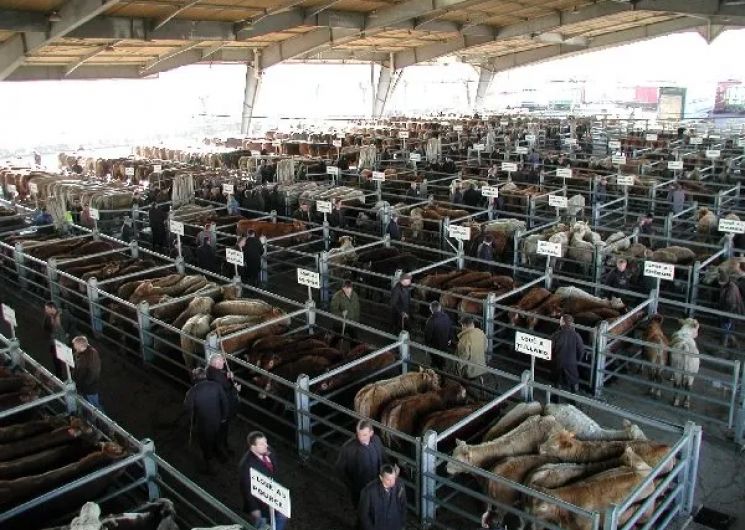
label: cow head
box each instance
[609,297,625,310]
[676,318,700,338]
[538,430,576,455]
[620,446,651,471]
[622,420,648,441]
[446,439,472,475]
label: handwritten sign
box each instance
[706,149,721,159]
[55,340,75,367]
[125,167,135,176]
[612,156,627,165]
[690,137,703,145]
[454,125,463,132]
[250,468,291,518]
[226,248,244,266]
[222,183,234,195]
[372,171,386,182]
[549,195,568,208]
[88,207,100,220]
[515,146,529,155]
[473,144,485,151]
[332,140,342,148]
[398,131,409,139]
[169,220,184,236]
[616,176,635,186]
[448,225,471,241]
[515,332,552,360]
[738,138,744,148]
[2,304,16,327]
[410,153,422,162]
[501,162,518,172]
[153,164,162,173]
[564,138,578,146]
[525,134,536,142]
[556,168,572,179]
[646,134,658,142]
[481,186,499,198]
[537,240,562,257]
[28,182,38,195]
[327,165,339,176]
[316,200,332,214]
[297,268,320,289]
[608,140,621,149]
[644,261,675,281]
[668,160,684,170]
[718,219,745,234]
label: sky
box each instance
[1,27,745,155]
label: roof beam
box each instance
[6,64,143,81]
[140,41,203,73]
[0,9,49,32]
[64,40,121,77]
[138,43,240,76]
[259,26,359,68]
[70,16,238,40]
[0,0,120,81]
[153,0,204,31]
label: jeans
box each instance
[255,512,287,530]
[84,394,102,410]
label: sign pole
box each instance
[531,355,535,382]
[270,507,276,530]
[176,234,182,259]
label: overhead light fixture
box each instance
[47,11,62,22]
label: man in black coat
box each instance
[206,354,240,455]
[604,258,632,291]
[551,314,585,393]
[385,213,401,241]
[196,237,218,273]
[329,199,346,229]
[336,420,385,509]
[149,204,167,252]
[424,301,452,370]
[239,431,288,530]
[184,367,229,473]
[239,230,265,286]
[463,183,482,208]
[390,273,413,333]
[358,464,406,530]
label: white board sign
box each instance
[372,171,386,182]
[515,331,552,361]
[398,131,409,139]
[612,156,627,165]
[2,304,16,327]
[525,134,536,142]
[646,134,658,142]
[549,195,568,208]
[481,185,499,198]
[410,153,422,162]
[537,240,562,257]
[316,200,332,214]
[125,167,135,176]
[169,220,184,236]
[223,183,234,195]
[153,164,162,173]
[556,168,572,179]
[608,140,622,149]
[332,139,342,148]
[336,132,345,139]
[88,207,100,220]
[250,468,291,518]
[454,125,463,132]
[327,165,340,176]
[28,182,38,195]
[272,140,282,147]
[297,267,320,289]
[448,225,471,241]
[515,146,529,155]
[473,144,485,151]
[706,149,721,159]
[226,248,244,266]
[616,175,635,186]
[738,138,745,148]
[718,218,745,234]
[54,340,75,367]
[501,162,518,172]
[564,138,578,146]
[668,160,684,170]
[644,260,675,281]
[690,137,703,145]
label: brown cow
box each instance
[508,287,551,326]
[236,219,311,242]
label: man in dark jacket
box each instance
[329,199,346,229]
[551,314,585,393]
[424,301,452,369]
[336,420,385,509]
[43,301,77,379]
[358,464,406,530]
[595,177,608,204]
[385,213,402,241]
[390,273,413,333]
[405,182,420,202]
[71,336,102,409]
[196,237,218,273]
[476,235,494,270]
[604,258,632,291]
[293,202,314,226]
[240,230,265,286]
[719,270,745,349]
[239,431,287,530]
[185,367,229,473]
[148,204,167,252]
[638,213,655,249]
[451,185,463,204]
[206,353,240,455]
[463,183,482,208]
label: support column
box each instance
[474,66,495,112]
[373,62,401,118]
[240,52,262,136]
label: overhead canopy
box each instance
[1,0,744,81]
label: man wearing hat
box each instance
[718,270,744,350]
[390,273,413,333]
[452,316,490,399]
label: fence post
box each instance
[129,239,139,259]
[14,242,27,289]
[442,217,450,251]
[682,422,702,515]
[648,184,656,215]
[381,203,391,238]
[174,256,185,274]
[141,439,161,500]
[270,210,277,223]
[86,277,103,337]
[593,247,603,296]
[648,288,659,316]
[715,191,722,216]
[306,299,316,333]
[725,234,734,259]
[735,362,745,446]
[544,267,552,289]
[319,251,330,307]
[688,262,701,317]
[64,379,78,415]
[603,505,618,530]
[399,331,410,374]
[456,239,465,270]
[594,321,609,398]
[484,293,496,358]
[205,333,220,363]
[323,220,330,252]
[48,257,60,305]
[7,338,22,368]
[383,234,391,248]
[664,213,673,247]
[137,301,154,363]
[420,430,438,526]
[295,374,312,458]
[260,240,268,286]
[521,370,533,402]
[513,228,523,269]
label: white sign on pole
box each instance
[706,149,721,159]
[316,200,332,214]
[515,332,552,360]
[297,268,320,289]
[327,166,340,176]
[226,248,244,266]
[501,162,518,172]
[537,240,562,257]
[250,468,291,518]
[2,304,16,327]
[500,120,509,126]
[644,261,675,281]
[336,132,345,139]
[564,138,578,146]
[28,182,38,195]
[612,156,627,165]
[668,160,684,170]
[448,225,471,241]
[646,133,658,142]
[549,195,568,208]
[332,140,342,148]
[525,134,536,142]
[454,125,463,132]
[616,175,635,186]
[54,340,75,367]
[223,183,234,195]
[272,140,282,147]
[410,153,422,162]
[125,167,135,176]
[718,218,745,234]
[481,186,499,198]
[398,131,409,139]
[473,144,485,151]
[169,220,185,236]
[515,146,528,155]
[738,138,745,148]
[153,164,162,173]
[608,140,622,149]
[556,168,573,178]
[372,171,386,182]
[690,137,703,145]
[88,207,100,220]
